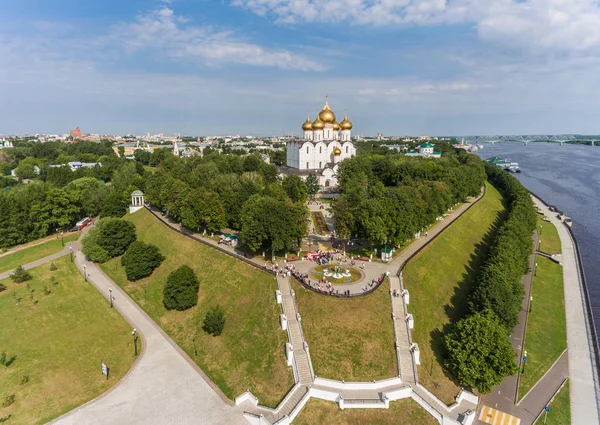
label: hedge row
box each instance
[469,164,537,330]
[443,164,537,393]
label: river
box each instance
[475,142,600,332]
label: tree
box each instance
[240,195,308,253]
[81,227,111,263]
[121,241,164,281]
[305,173,320,200]
[202,305,225,336]
[163,265,199,311]
[282,174,308,203]
[10,265,32,283]
[100,192,128,218]
[82,217,136,262]
[443,310,518,393]
[14,163,36,180]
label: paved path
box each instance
[0,241,80,280]
[50,251,247,425]
[532,196,600,425]
[0,232,79,258]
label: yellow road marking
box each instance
[479,405,521,425]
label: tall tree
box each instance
[444,310,518,393]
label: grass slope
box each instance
[534,380,570,425]
[101,208,293,407]
[538,217,562,254]
[0,234,79,274]
[519,256,566,399]
[291,278,397,381]
[293,398,438,425]
[0,256,135,425]
[403,182,505,404]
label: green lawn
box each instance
[291,278,397,381]
[535,380,570,425]
[403,182,505,404]
[101,208,293,407]
[518,256,566,400]
[538,217,562,254]
[293,398,437,425]
[0,256,136,425]
[0,234,79,274]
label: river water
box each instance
[475,142,600,332]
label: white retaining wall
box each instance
[313,376,403,391]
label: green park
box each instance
[0,256,136,424]
[100,208,294,407]
[0,136,580,425]
[403,182,505,403]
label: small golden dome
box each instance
[318,101,336,124]
[312,116,325,130]
[333,121,340,131]
[302,115,313,131]
[333,146,342,156]
[340,113,352,130]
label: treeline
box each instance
[0,160,147,248]
[444,163,537,393]
[143,152,310,253]
[331,150,485,246]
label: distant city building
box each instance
[0,138,13,149]
[405,142,442,159]
[281,98,356,188]
[70,127,82,140]
[49,161,103,171]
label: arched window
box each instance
[319,161,322,168]
[306,146,309,154]
[345,146,348,153]
[319,146,322,154]
[306,162,309,169]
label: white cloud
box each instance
[107,6,325,70]
[233,0,600,52]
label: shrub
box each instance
[0,283,6,293]
[10,265,32,283]
[202,306,226,336]
[82,218,137,263]
[19,375,29,385]
[49,263,57,271]
[444,310,518,393]
[163,265,199,311]
[1,394,15,408]
[121,241,164,281]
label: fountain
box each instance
[323,265,352,280]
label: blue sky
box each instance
[1,0,600,136]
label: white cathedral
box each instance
[283,99,356,188]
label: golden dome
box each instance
[340,113,352,130]
[302,115,313,131]
[333,146,342,156]
[333,121,340,131]
[312,115,325,130]
[318,101,336,124]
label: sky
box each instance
[1,0,600,136]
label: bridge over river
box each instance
[457,135,599,145]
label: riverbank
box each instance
[530,193,600,425]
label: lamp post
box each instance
[535,262,538,276]
[529,295,533,313]
[61,231,64,247]
[83,264,87,282]
[69,246,73,262]
[132,329,138,356]
[109,288,114,308]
